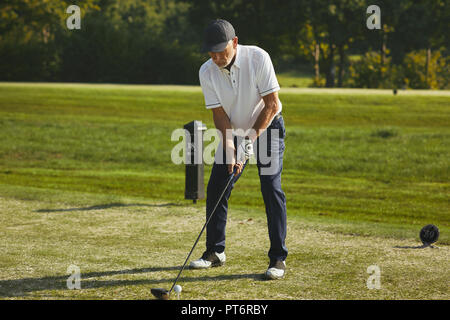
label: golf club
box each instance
[151,165,241,300]
[420,224,439,246]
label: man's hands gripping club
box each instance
[211,106,255,176]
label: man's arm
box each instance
[211,106,234,153]
[211,107,243,175]
[247,91,280,142]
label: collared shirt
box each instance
[199,44,282,137]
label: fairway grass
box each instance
[0,83,449,299]
[0,194,448,300]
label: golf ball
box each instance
[174,285,182,293]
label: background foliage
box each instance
[0,0,448,88]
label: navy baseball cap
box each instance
[201,19,236,53]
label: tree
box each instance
[391,0,448,88]
[187,0,308,66]
[297,0,365,87]
[0,0,100,42]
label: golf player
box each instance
[190,19,287,280]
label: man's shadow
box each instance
[0,266,263,298]
[35,202,181,213]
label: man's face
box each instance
[209,37,238,68]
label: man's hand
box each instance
[229,136,253,176]
[228,160,244,176]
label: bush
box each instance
[0,0,203,84]
[57,14,203,84]
[0,38,59,81]
[345,49,449,90]
[400,49,449,89]
[345,52,392,88]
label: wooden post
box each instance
[314,42,320,85]
[425,48,431,88]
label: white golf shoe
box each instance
[265,260,286,280]
[189,251,226,269]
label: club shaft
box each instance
[168,168,237,295]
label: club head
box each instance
[420,224,439,246]
[151,288,170,300]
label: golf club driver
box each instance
[394,224,440,249]
[151,140,253,300]
[420,224,439,247]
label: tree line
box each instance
[0,0,448,89]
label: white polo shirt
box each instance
[199,44,282,137]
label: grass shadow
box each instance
[35,202,182,213]
[0,266,263,298]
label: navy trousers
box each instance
[205,115,288,262]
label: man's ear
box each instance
[233,37,238,48]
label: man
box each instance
[190,19,287,280]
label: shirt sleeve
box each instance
[199,67,221,109]
[255,49,280,97]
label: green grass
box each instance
[0,82,449,299]
[277,70,313,88]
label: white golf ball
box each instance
[174,285,182,293]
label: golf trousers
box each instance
[205,115,288,262]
